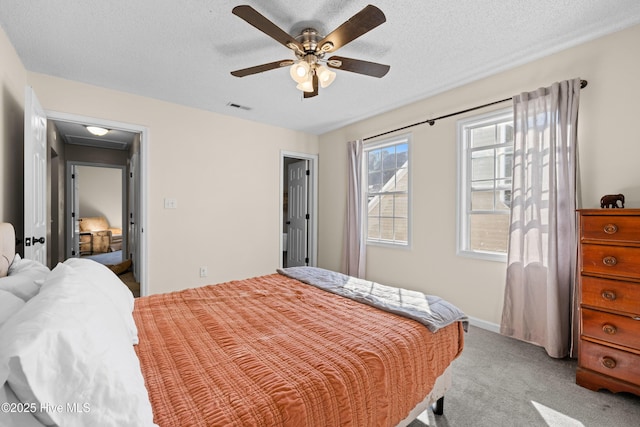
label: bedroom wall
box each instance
[0,25,27,234]
[317,24,640,329]
[25,73,319,294]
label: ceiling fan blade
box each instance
[304,74,319,98]
[318,5,386,53]
[232,5,304,52]
[231,60,294,77]
[327,56,390,78]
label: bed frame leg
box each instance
[431,396,444,416]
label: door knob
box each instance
[26,236,45,246]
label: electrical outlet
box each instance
[199,266,208,278]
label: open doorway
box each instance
[68,163,140,295]
[47,113,147,296]
[280,151,318,268]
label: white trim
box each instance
[468,315,501,334]
[46,110,150,296]
[280,150,318,267]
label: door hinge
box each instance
[305,257,309,264]
[305,213,310,220]
[71,173,75,179]
[306,170,310,176]
[71,212,75,218]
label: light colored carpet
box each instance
[409,326,640,426]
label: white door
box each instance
[24,87,48,264]
[287,160,309,267]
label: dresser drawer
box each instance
[581,308,640,350]
[581,244,640,279]
[579,340,640,385]
[581,215,640,244]
[581,276,640,314]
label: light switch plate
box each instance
[164,198,177,209]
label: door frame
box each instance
[46,110,150,297]
[280,150,318,268]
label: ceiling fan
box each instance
[230,4,390,98]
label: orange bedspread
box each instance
[133,273,464,427]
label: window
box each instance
[457,108,513,261]
[365,135,410,246]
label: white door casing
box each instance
[24,87,48,264]
[129,152,141,280]
[287,160,309,267]
[69,164,80,257]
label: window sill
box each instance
[456,249,507,262]
[367,240,410,250]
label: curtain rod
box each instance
[363,79,588,141]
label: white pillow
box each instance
[0,262,156,427]
[0,255,49,301]
[0,290,24,328]
[62,257,138,344]
[8,254,48,276]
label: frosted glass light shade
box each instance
[289,61,310,83]
[296,76,315,92]
[86,126,109,136]
[316,65,336,88]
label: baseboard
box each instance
[468,316,500,334]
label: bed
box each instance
[0,222,467,426]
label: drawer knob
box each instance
[602,324,617,335]
[601,356,617,369]
[602,256,617,266]
[601,290,617,301]
[603,223,618,234]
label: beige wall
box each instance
[0,25,27,230]
[26,73,319,294]
[0,25,319,294]
[318,24,640,328]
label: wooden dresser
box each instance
[577,209,640,396]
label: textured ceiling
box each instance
[2,1,640,135]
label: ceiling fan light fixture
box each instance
[289,61,310,83]
[316,65,336,88]
[296,76,315,93]
[86,126,109,136]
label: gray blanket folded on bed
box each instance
[277,267,469,333]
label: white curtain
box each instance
[343,139,366,278]
[500,79,581,358]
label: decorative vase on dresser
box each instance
[577,209,640,396]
